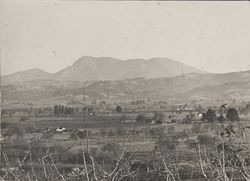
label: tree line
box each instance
[54,105,74,115]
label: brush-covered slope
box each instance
[2,71,250,105]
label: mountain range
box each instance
[2,56,203,84]
[1,56,250,105]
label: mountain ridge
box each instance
[2,56,204,84]
[1,68,52,84]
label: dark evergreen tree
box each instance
[54,105,59,115]
[205,108,217,122]
[226,108,240,122]
[64,106,68,114]
[115,106,122,113]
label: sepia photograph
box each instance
[1,1,250,180]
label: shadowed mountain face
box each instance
[2,70,250,105]
[2,56,204,83]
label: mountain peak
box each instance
[74,56,97,64]
[73,56,122,66]
[54,56,203,81]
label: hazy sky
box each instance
[1,1,250,75]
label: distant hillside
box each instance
[2,68,51,84]
[83,70,250,101]
[2,56,204,83]
[2,70,250,105]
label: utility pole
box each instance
[0,48,2,162]
[82,81,87,107]
[82,81,89,151]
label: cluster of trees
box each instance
[99,126,127,137]
[54,105,96,116]
[202,107,240,122]
[19,116,29,122]
[130,99,146,105]
[3,124,24,139]
[136,112,165,124]
[136,113,149,123]
[183,113,196,124]
[153,112,166,124]
[70,130,89,139]
[201,108,217,122]
[54,105,74,115]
